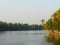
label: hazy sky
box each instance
[0,0,60,24]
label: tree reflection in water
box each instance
[45,34,60,45]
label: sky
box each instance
[0,0,60,24]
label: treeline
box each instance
[0,21,43,31]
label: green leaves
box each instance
[44,9,60,31]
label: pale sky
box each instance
[0,0,60,24]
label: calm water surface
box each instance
[0,30,53,45]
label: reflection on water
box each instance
[0,31,6,34]
[45,34,60,45]
[0,31,54,45]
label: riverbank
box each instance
[49,31,60,39]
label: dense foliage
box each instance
[44,9,60,31]
[0,21,43,31]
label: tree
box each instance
[41,19,45,25]
[41,19,45,30]
[44,9,60,32]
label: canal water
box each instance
[0,30,53,45]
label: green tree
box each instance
[44,9,60,32]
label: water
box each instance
[0,30,53,45]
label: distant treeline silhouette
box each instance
[0,21,43,31]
